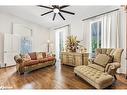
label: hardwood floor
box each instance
[0,62,127,89]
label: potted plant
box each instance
[66,35,80,52]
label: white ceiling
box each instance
[0,6,119,29]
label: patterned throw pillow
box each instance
[20,54,31,61]
[94,54,110,67]
[28,52,37,60]
[36,52,43,59]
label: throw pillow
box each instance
[28,52,37,60]
[94,54,110,67]
[42,52,46,58]
[20,54,31,61]
[36,52,43,59]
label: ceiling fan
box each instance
[37,5,75,21]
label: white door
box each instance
[4,34,20,67]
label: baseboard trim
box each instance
[0,64,16,69]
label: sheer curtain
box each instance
[101,11,120,48]
[84,11,120,50]
[83,20,91,52]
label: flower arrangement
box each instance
[65,35,80,52]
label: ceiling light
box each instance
[53,8,59,13]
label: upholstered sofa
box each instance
[74,48,123,89]
[14,52,56,74]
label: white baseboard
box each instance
[0,63,6,68]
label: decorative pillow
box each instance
[94,54,110,67]
[20,54,31,61]
[36,52,43,59]
[42,52,46,58]
[28,52,37,60]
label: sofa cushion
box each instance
[39,58,49,63]
[47,57,55,61]
[23,60,39,66]
[38,57,55,63]
[36,52,43,59]
[28,52,37,60]
[94,54,110,67]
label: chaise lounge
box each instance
[74,48,123,89]
[14,52,56,74]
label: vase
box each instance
[69,47,76,52]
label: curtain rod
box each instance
[82,8,119,21]
[54,25,69,30]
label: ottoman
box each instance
[74,65,113,89]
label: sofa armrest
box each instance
[105,62,121,76]
[14,55,23,64]
[106,62,121,69]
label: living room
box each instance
[0,0,127,94]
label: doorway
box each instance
[55,26,69,61]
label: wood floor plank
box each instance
[0,62,127,89]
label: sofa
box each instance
[14,52,56,74]
[74,48,123,89]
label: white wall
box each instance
[0,12,49,67]
[70,19,84,41]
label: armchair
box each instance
[89,48,123,79]
[74,48,123,89]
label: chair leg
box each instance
[126,75,127,79]
[114,75,117,80]
[75,73,77,76]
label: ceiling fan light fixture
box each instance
[53,8,59,13]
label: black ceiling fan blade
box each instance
[58,13,65,20]
[60,5,69,9]
[52,5,56,8]
[37,5,53,9]
[53,13,56,21]
[52,5,58,8]
[60,10,75,15]
[41,11,53,16]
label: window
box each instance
[90,20,102,53]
